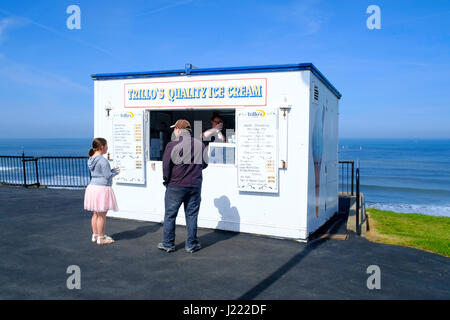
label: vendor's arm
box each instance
[202,128,226,142]
[202,128,217,140]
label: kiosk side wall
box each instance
[306,73,339,236]
[93,71,313,239]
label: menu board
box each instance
[237,108,278,193]
[112,112,145,184]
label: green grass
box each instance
[366,208,450,257]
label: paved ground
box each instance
[0,185,448,299]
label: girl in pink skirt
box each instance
[84,138,120,245]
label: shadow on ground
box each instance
[111,224,161,241]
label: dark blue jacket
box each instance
[162,132,208,188]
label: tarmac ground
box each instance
[0,185,448,299]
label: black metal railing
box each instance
[356,167,360,235]
[338,160,354,195]
[0,155,90,188]
[339,160,363,235]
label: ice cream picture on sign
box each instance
[312,105,325,217]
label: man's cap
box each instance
[170,119,191,130]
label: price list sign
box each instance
[237,108,278,193]
[112,112,145,184]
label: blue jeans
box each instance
[162,185,202,250]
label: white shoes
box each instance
[96,234,115,245]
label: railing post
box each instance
[35,157,40,187]
[351,161,354,196]
[22,149,27,188]
[356,168,360,235]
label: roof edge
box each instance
[91,63,341,99]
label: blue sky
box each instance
[0,0,449,138]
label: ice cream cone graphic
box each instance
[312,106,325,217]
[314,163,321,216]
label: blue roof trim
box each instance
[91,63,341,99]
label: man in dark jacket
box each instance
[158,119,208,253]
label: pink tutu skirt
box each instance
[84,185,118,212]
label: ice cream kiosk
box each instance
[91,63,341,241]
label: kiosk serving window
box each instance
[147,109,236,164]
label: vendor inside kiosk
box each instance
[148,109,236,164]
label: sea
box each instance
[339,139,450,217]
[0,138,449,217]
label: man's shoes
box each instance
[186,244,201,253]
[158,242,175,253]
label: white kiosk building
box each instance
[91,63,341,241]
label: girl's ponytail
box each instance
[88,148,95,157]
